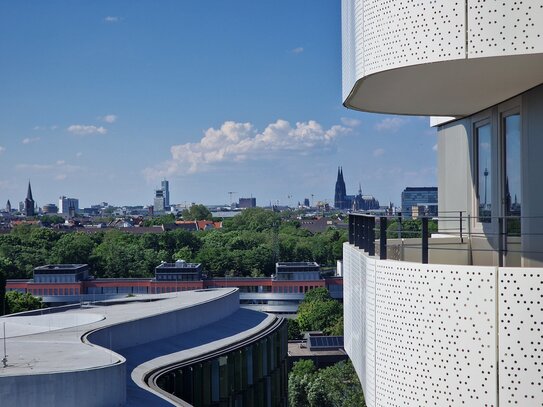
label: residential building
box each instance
[342,1,543,405]
[400,186,438,218]
[0,288,288,407]
[58,196,79,215]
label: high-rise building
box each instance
[341,1,543,405]
[161,179,170,208]
[5,200,11,213]
[58,196,79,215]
[154,188,165,213]
[24,181,35,217]
[400,187,438,218]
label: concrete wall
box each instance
[0,363,125,407]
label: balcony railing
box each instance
[348,212,539,267]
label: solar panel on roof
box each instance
[307,336,344,350]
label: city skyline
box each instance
[0,1,437,208]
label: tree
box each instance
[5,291,42,314]
[288,360,365,407]
[181,204,212,221]
[296,287,343,335]
[287,318,302,340]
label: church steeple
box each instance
[24,181,35,217]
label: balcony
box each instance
[343,212,543,406]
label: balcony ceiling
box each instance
[344,54,543,117]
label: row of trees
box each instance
[0,208,347,280]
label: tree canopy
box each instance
[289,360,365,407]
[4,291,42,314]
[181,204,212,221]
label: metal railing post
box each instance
[422,217,429,264]
[348,214,355,244]
[368,216,375,256]
[498,216,504,267]
[380,216,388,260]
[459,211,463,243]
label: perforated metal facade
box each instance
[344,243,543,406]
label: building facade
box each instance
[342,0,543,406]
[238,197,257,209]
[58,196,79,215]
[400,187,438,218]
[0,288,287,407]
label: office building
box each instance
[342,1,543,405]
[58,196,79,215]
[0,288,287,406]
[238,197,256,209]
[42,203,58,214]
[155,260,202,281]
[400,187,438,218]
[153,188,165,213]
[161,179,170,208]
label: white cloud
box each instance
[291,47,304,54]
[0,146,5,154]
[143,119,350,180]
[67,125,107,135]
[100,114,117,123]
[374,117,408,132]
[76,152,83,158]
[340,117,361,127]
[373,148,385,157]
[22,137,41,144]
[104,16,120,23]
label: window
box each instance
[503,113,521,236]
[476,122,492,223]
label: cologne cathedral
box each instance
[334,167,379,211]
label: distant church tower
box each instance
[24,181,35,217]
[334,167,347,209]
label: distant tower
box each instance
[334,167,347,209]
[161,179,170,208]
[24,181,35,217]
[5,200,11,213]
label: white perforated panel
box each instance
[468,0,543,57]
[375,261,497,406]
[362,0,466,75]
[499,267,543,405]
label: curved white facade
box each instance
[342,0,543,115]
[344,243,543,406]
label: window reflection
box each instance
[504,114,521,236]
[477,123,492,223]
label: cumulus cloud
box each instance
[104,16,120,23]
[67,125,107,135]
[291,47,304,54]
[22,137,40,144]
[340,117,361,127]
[100,114,117,123]
[143,119,350,180]
[374,117,408,132]
[373,148,385,157]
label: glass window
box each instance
[504,114,521,236]
[476,123,492,223]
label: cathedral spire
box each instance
[26,181,33,201]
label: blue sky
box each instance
[0,1,436,209]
